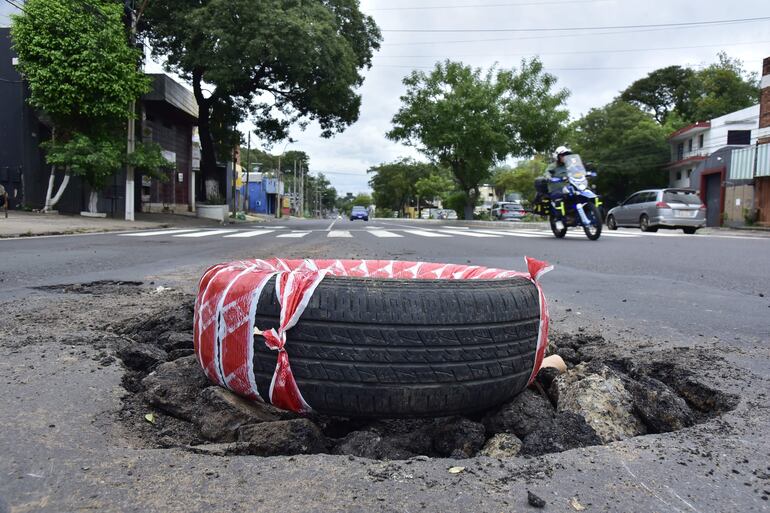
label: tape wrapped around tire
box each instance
[253,275,541,418]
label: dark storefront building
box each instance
[1,26,198,216]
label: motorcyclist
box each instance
[545,146,572,195]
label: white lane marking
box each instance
[401,229,452,238]
[174,229,238,238]
[120,229,199,237]
[277,231,311,238]
[327,230,353,238]
[368,230,404,238]
[222,230,275,238]
[474,229,549,238]
[326,219,338,231]
[435,229,501,238]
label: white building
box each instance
[667,105,760,188]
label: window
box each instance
[663,190,702,205]
[688,139,693,152]
[727,130,751,145]
[676,142,684,160]
[676,171,682,181]
[687,169,692,178]
[699,134,704,148]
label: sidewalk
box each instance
[0,211,267,238]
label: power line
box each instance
[1,0,28,15]
[380,15,770,33]
[376,39,770,59]
[380,19,770,46]
[369,0,609,11]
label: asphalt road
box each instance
[2,217,770,512]
[2,217,768,345]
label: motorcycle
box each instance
[533,154,603,240]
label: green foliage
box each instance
[493,158,547,204]
[444,191,474,216]
[352,193,373,207]
[126,142,175,180]
[415,172,454,203]
[368,158,437,213]
[142,0,381,182]
[620,66,697,124]
[567,101,669,207]
[620,53,759,125]
[689,53,759,121]
[41,133,123,189]
[11,0,149,129]
[388,59,569,219]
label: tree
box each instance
[493,158,547,204]
[620,54,759,125]
[620,66,697,124]
[567,101,669,207]
[141,0,381,198]
[388,59,569,219]
[690,52,759,122]
[11,0,165,212]
[368,158,435,214]
[352,193,373,207]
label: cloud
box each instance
[152,0,770,193]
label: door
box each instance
[704,173,721,227]
[615,193,638,225]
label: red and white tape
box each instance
[194,257,552,413]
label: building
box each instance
[726,57,770,227]
[666,105,760,189]
[138,74,199,214]
[0,23,199,215]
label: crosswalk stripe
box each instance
[120,229,199,237]
[277,231,311,238]
[174,229,238,238]
[474,229,548,238]
[328,230,353,238]
[368,230,403,238]
[401,229,452,238]
[435,229,501,238]
[222,230,275,238]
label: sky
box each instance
[3,0,769,195]
[259,0,770,195]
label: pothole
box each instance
[109,299,739,460]
[34,280,144,295]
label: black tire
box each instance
[549,214,567,238]
[682,227,697,234]
[583,203,602,240]
[607,214,617,230]
[640,214,658,232]
[253,276,541,418]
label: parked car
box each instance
[350,205,369,221]
[420,208,440,219]
[606,188,705,234]
[491,201,526,221]
[437,209,458,220]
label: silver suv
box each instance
[606,189,706,234]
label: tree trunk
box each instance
[44,166,71,212]
[192,68,220,200]
[463,198,474,220]
[88,190,98,214]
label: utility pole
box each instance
[244,132,250,212]
[293,159,297,216]
[124,0,149,221]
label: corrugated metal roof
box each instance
[730,146,755,180]
[758,144,770,178]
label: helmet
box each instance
[553,145,571,160]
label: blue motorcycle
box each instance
[534,154,603,240]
